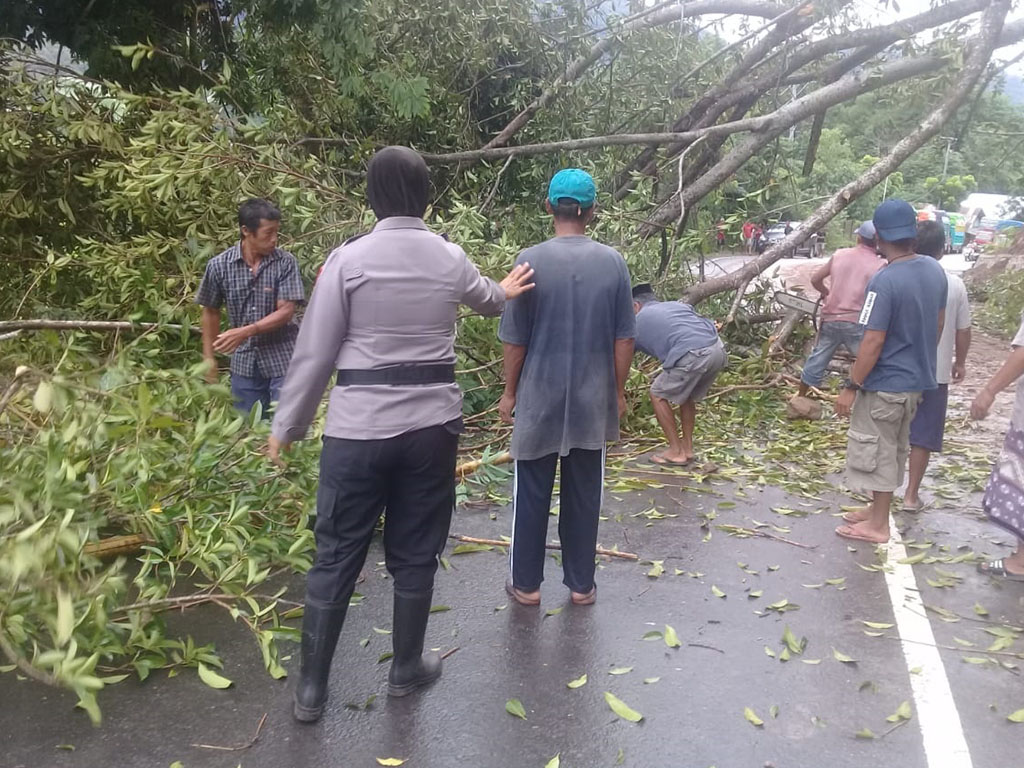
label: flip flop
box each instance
[505,580,541,606]
[650,454,695,467]
[977,559,1024,582]
[570,585,597,606]
[835,524,889,544]
[901,499,925,513]
[842,511,870,524]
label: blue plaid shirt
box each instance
[195,243,306,379]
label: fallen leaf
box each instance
[711,585,726,598]
[544,755,560,768]
[451,543,492,554]
[376,759,406,766]
[604,691,643,722]
[642,630,663,640]
[1008,709,1024,723]
[197,662,232,690]
[567,674,587,689]
[608,666,633,675]
[860,621,894,630]
[643,677,660,684]
[647,560,665,578]
[429,605,450,613]
[886,701,912,722]
[748,590,763,599]
[545,607,563,618]
[770,704,780,719]
[974,603,989,616]
[664,624,682,649]
[832,648,857,664]
[506,699,527,720]
[854,728,877,740]
[744,707,764,727]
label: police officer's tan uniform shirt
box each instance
[271,217,505,442]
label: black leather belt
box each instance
[336,363,456,386]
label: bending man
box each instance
[632,284,726,466]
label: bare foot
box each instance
[841,506,871,523]
[835,521,890,544]
[651,448,695,465]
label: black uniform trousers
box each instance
[510,448,604,594]
[306,424,459,607]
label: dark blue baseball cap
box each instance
[872,199,918,242]
[548,169,596,208]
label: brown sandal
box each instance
[570,586,597,605]
[505,580,541,606]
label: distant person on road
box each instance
[716,219,727,250]
[632,284,726,466]
[797,221,882,397]
[834,200,947,544]
[742,220,755,254]
[268,147,534,722]
[902,220,972,512]
[499,168,636,607]
[970,316,1024,582]
[195,198,305,415]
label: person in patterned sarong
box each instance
[970,317,1024,581]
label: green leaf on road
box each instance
[197,662,232,689]
[647,560,665,578]
[832,648,857,664]
[567,674,587,689]
[854,728,877,740]
[711,585,726,598]
[744,707,764,727]
[544,755,560,768]
[1008,709,1024,723]
[643,677,660,684]
[664,625,682,648]
[886,701,912,722]
[506,699,527,720]
[860,621,895,629]
[376,759,407,766]
[604,691,643,722]
[642,630,663,640]
[608,666,633,675]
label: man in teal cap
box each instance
[498,168,636,606]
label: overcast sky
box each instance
[707,0,1024,76]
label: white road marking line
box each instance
[882,515,973,768]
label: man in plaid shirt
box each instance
[195,198,305,415]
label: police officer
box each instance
[268,146,535,723]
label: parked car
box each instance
[762,221,822,258]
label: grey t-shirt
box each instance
[498,235,636,461]
[635,300,719,369]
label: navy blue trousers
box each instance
[306,425,458,606]
[510,448,604,594]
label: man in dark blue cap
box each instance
[499,168,636,607]
[834,199,947,544]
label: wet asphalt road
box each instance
[3,439,1022,768]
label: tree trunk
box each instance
[680,0,1011,306]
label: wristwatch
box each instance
[843,378,861,391]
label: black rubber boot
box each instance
[387,589,442,697]
[293,599,347,723]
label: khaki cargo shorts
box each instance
[845,390,922,493]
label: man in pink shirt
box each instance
[797,221,883,397]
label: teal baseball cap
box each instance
[548,168,596,208]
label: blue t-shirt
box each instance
[859,256,948,392]
[635,300,719,368]
[498,235,636,460]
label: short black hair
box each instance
[551,197,593,221]
[916,220,945,259]
[238,198,281,233]
[632,283,658,305]
[880,236,917,251]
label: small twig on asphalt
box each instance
[716,524,817,550]
[191,712,268,751]
[687,642,725,654]
[441,647,460,661]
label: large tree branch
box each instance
[611,0,990,199]
[479,0,789,150]
[680,0,1011,306]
